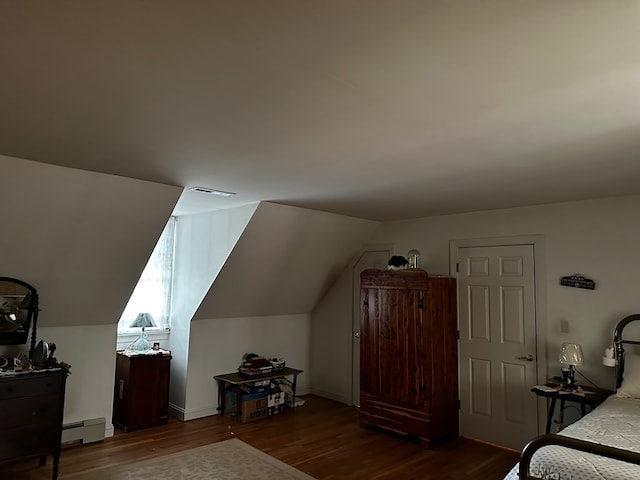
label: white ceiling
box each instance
[1,1,640,221]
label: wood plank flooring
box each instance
[4,395,519,479]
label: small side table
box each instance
[214,367,303,420]
[532,385,613,434]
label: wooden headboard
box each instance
[613,314,640,389]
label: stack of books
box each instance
[239,355,273,375]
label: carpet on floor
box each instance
[67,438,316,479]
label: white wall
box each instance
[169,204,258,413]
[169,202,376,418]
[310,264,353,405]
[182,314,311,420]
[196,202,379,319]
[40,325,118,436]
[0,325,119,437]
[312,195,640,403]
[0,154,182,329]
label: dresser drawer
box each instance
[0,394,61,429]
[0,374,63,399]
[0,423,59,459]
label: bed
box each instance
[505,314,640,480]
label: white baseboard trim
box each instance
[61,417,106,444]
[168,403,187,421]
[183,407,220,421]
[170,403,220,421]
[296,384,311,396]
[310,388,351,405]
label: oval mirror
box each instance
[0,277,39,356]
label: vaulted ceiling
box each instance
[1,1,639,221]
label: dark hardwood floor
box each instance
[4,395,519,479]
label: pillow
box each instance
[617,354,640,398]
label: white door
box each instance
[351,249,390,406]
[458,244,538,450]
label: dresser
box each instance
[359,269,458,448]
[0,368,69,480]
[112,350,172,432]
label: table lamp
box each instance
[559,342,583,387]
[130,313,155,352]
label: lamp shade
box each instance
[559,342,584,366]
[130,312,156,328]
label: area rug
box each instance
[69,438,316,479]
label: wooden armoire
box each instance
[359,268,458,448]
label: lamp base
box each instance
[561,366,577,387]
[131,328,151,353]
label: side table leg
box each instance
[217,380,226,415]
[545,397,557,434]
[291,374,298,407]
[235,385,241,422]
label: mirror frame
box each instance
[0,276,39,358]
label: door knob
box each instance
[353,331,361,338]
[516,354,534,362]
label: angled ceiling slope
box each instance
[0,155,182,328]
[193,202,379,320]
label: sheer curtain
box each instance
[118,217,176,333]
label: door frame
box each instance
[450,235,548,437]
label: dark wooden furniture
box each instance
[112,350,171,432]
[0,368,69,480]
[532,385,613,434]
[214,366,303,418]
[359,269,458,448]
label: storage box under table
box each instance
[214,366,303,422]
[239,379,270,395]
[224,390,269,423]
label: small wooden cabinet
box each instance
[112,351,171,432]
[0,369,69,480]
[359,269,458,448]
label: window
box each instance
[117,217,176,334]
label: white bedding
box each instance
[504,395,640,480]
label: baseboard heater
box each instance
[62,417,106,444]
